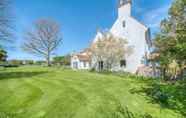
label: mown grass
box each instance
[0,66,184,118]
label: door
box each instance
[73,62,78,69]
[98,61,104,71]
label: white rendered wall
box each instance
[91,3,151,73]
[79,61,90,70]
[71,56,91,70]
[71,56,79,69]
[110,15,149,73]
[118,3,131,18]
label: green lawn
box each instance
[0,66,184,118]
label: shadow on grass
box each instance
[115,105,153,118]
[0,71,48,80]
[94,71,156,80]
[130,79,186,117]
[97,103,154,118]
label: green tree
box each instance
[53,55,71,66]
[8,60,23,65]
[154,0,186,79]
[0,49,7,62]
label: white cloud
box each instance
[142,4,171,29]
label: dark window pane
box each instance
[99,61,104,70]
[123,21,126,28]
[120,60,126,67]
[84,62,86,67]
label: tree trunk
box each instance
[162,67,166,80]
[46,52,51,67]
[152,62,156,77]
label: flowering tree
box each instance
[90,32,132,71]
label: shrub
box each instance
[52,55,71,66]
[153,90,169,105]
[23,60,34,65]
[89,68,96,72]
[8,60,23,66]
[34,61,46,65]
[147,84,170,106]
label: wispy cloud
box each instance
[142,4,171,29]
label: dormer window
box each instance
[123,21,126,28]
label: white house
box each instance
[71,0,152,73]
[71,49,91,70]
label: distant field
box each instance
[0,66,183,118]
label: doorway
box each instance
[98,61,104,71]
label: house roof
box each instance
[72,49,92,62]
[76,54,91,62]
[147,53,160,60]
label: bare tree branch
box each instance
[0,0,13,42]
[22,19,63,66]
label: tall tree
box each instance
[0,0,12,42]
[22,19,62,66]
[154,0,186,79]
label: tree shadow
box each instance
[130,79,186,117]
[0,71,48,80]
[114,104,153,118]
[97,102,154,118]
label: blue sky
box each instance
[8,0,173,60]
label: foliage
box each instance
[153,0,186,80]
[22,19,63,66]
[52,55,70,66]
[8,59,23,66]
[0,49,7,62]
[90,31,132,71]
[145,84,170,106]
[34,60,46,65]
[22,60,34,65]
[134,79,186,117]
